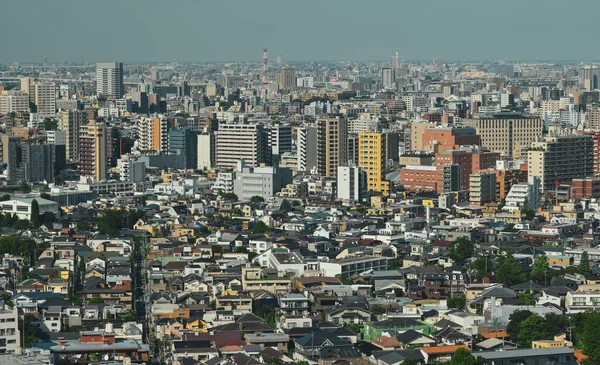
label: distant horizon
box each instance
[5,59,600,65]
[3,0,600,63]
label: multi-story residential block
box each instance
[297,126,317,173]
[215,123,269,168]
[316,117,347,178]
[137,116,167,153]
[58,110,86,161]
[463,113,544,158]
[469,172,497,205]
[96,62,124,98]
[528,134,594,192]
[337,165,367,202]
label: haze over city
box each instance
[4,0,600,62]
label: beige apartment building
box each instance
[316,117,347,178]
[463,113,543,158]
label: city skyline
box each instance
[4,0,600,63]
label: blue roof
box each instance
[12,292,62,300]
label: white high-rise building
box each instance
[382,68,395,90]
[503,176,541,212]
[337,165,367,202]
[197,133,214,170]
[296,126,317,173]
[96,62,124,98]
[215,123,269,169]
[58,110,86,161]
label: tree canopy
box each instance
[494,250,526,286]
[449,237,474,264]
[251,221,269,234]
[531,254,550,284]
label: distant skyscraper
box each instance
[277,66,297,90]
[579,66,600,91]
[390,50,399,70]
[381,68,395,90]
[96,62,124,98]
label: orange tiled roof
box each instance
[372,336,403,348]
[575,349,588,363]
[480,331,509,339]
[421,345,469,354]
[220,345,243,352]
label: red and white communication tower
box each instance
[261,47,269,86]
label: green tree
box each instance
[77,222,91,231]
[531,254,550,284]
[495,250,526,286]
[252,221,269,234]
[30,199,40,227]
[517,315,549,347]
[580,251,592,277]
[19,314,41,347]
[211,245,223,256]
[449,237,474,264]
[89,295,105,304]
[54,175,65,186]
[281,199,292,212]
[448,348,484,365]
[40,192,51,200]
[250,195,265,203]
[119,309,135,322]
[0,194,9,201]
[263,357,283,365]
[507,310,534,340]
[471,256,491,281]
[43,118,58,131]
[19,181,31,193]
[577,312,600,362]
[400,360,419,365]
[448,296,466,309]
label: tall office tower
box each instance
[0,91,29,115]
[137,116,167,153]
[96,62,124,98]
[78,123,107,181]
[358,132,392,195]
[337,165,367,202]
[297,126,317,173]
[215,123,269,169]
[463,113,543,158]
[528,135,594,193]
[316,117,347,179]
[381,68,395,90]
[268,125,293,156]
[58,110,86,161]
[1,136,54,183]
[168,128,198,169]
[347,134,359,166]
[23,80,56,117]
[45,130,67,173]
[197,132,215,170]
[25,143,55,183]
[579,66,600,91]
[277,66,297,90]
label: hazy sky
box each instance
[2,0,600,63]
